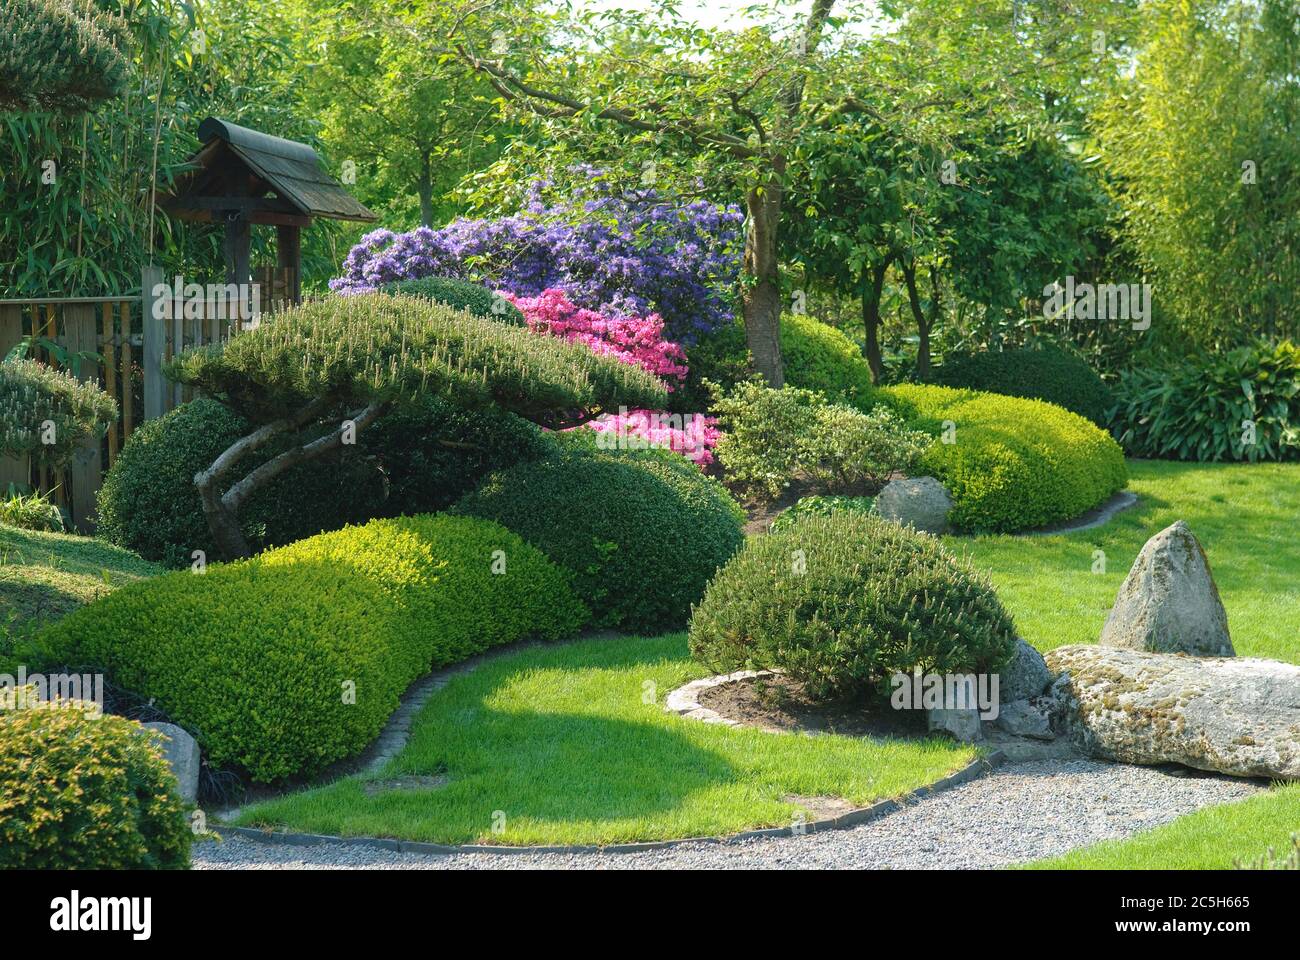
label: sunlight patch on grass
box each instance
[236,633,977,846]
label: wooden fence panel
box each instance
[0,303,31,493]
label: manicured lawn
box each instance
[954,461,1300,663]
[1025,783,1300,869]
[0,523,157,636]
[235,632,978,845]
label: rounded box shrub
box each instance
[0,692,191,869]
[453,450,746,631]
[932,345,1113,427]
[886,384,1128,533]
[96,398,383,568]
[381,276,525,325]
[42,515,586,782]
[689,511,1017,701]
[678,313,885,412]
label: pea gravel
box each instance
[193,759,1264,870]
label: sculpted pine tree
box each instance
[0,0,128,113]
[166,294,666,559]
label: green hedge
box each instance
[678,313,884,411]
[0,692,191,869]
[689,511,1017,701]
[381,276,525,325]
[1110,341,1300,461]
[932,345,1113,427]
[453,450,746,631]
[41,515,586,782]
[886,384,1128,532]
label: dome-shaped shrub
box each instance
[0,692,191,869]
[96,398,383,567]
[932,345,1113,426]
[42,515,584,782]
[453,451,746,631]
[689,511,1017,701]
[380,276,524,324]
[885,384,1128,533]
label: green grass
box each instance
[236,632,978,845]
[1025,784,1300,869]
[0,522,157,628]
[953,460,1300,663]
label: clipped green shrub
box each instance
[42,515,585,781]
[96,398,383,568]
[689,511,1017,701]
[769,495,875,533]
[709,379,927,502]
[381,276,525,325]
[887,383,1128,533]
[166,293,666,425]
[0,358,117,471]
[933,345,1113,426]
[453,450,746,631]
[1110,341,1300,461]
[362,394,557,515]
[676,313,883,412]
[0,691,191,869]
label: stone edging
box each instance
[1023,490,1138,536]
[663,669,781,729]
[211,751,1002,857]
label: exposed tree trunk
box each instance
[417,150,435,227]
[194,398,389,560]
[861,255,892,384]
[743,164,786,387]
[901,259,939,380]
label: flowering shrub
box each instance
[332,173,743,342]
[504,289,688,386]
[577,408,721,467]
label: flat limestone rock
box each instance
[1045,644,1299,780]
[1099,520,1234,656]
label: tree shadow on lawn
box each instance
[264,709,757,845]
[0,576,94,626]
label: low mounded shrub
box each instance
[453,450,746,631]
[381,276,524,324]
[0,691,191,869]
[41,515,586,781]
[689,511,1017,701]
[96,398,383,568]
[1110,341,1300,461]
[932,345,1113,427]
[886,384,1129,533]
[709,379,928,502]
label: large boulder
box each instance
[999,638,1053,703]
[1045,644,1300,780]
[1099,520,1234,656]
[874,476,952,535]
[141,722,200,804]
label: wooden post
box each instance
[63,303,102,533]
[276,224,302,304]
[142,264,166,421]
[101,302,118,464]
[0,304,29,492]
[120,300,134,440]
[224,212,251,287]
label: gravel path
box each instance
[193,759,1264,870]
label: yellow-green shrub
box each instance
[0,692,191,869]
[40,515,586,782]
[886,384,1128,532]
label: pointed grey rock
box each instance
[1099,520,1234,656]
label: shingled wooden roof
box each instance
[162,117,377,224]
